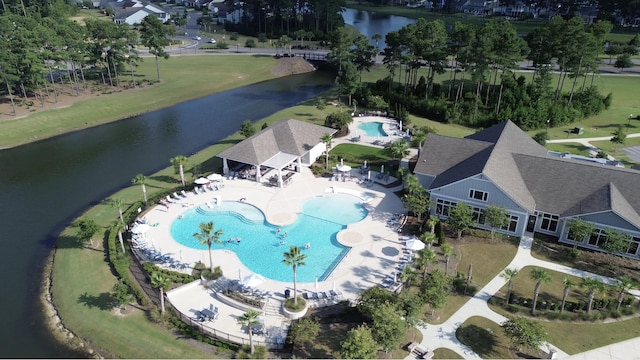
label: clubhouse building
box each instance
[414,121,640,259]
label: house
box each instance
[103,0,170,25]
[217,119,336,187]
[413,121,640,259]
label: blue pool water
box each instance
[358,122,388,137]
[170,193,368,282]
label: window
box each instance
[627,237,640,255]
[501,215,519,233]
[472,206,486,225]
[588,229,608,247]
[469,189,488,202]
[539,213,559,232]
[436,199,457,217]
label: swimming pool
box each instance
[357,122,388,137]
[170,193,368,282]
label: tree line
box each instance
[326,17,620,131]
[0,6,175,114]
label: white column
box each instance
[222,158,229,175]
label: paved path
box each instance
[405,234,640,359]
[547,133,640,159]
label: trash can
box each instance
[284,289,290,299]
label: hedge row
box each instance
[105,188,185,306]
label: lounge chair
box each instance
[206,201,214,209]
[173,192,183,200]
[166,195,177,203]
[180,190,189,198]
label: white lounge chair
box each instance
[194,187,202,194]
[180,190,189,198]
[166,195,177,203]
[206,202,214,209]
[172,192,182,201]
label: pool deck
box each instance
[141,160,407,347]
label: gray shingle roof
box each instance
[514,154,640,227]
[217,119,336,166]
[415,120,640,228]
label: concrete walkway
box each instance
[547,133,640,158]
[406,233,640,359]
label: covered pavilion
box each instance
[217,119,337,187]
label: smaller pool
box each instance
[358,122,388,137]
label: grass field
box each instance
[456,316,513,359]
[0,55,279,148]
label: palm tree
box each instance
[501,268,519,306]
[581,277,606,314]
[560,277,574,313]
[192,221,224,271]
[399,265,417,288]
[426,216,439,234]
[441,243,454,275]
[415,248,436,278]
[384,139,410,168]
[150,272,171,314]
[420,232,436,249]
[282,245,307,305]
[170,155,188,187]
[112,219,126,253]
[321,133,333,171]
[237,309,261,355]
[131,173,148,204]
[108,197,125,224]
[615,276,635,311]
[530,268,552,315]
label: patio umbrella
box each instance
[332,280,336,292]
[131,223,150,234]
[405,239,425,251]
[367,170,371,180]
[363,160,367,168]
[380,164,384,174]
[340,158,344,166]
[194,177,210,184]
[337,164,351,172]
[207,173,223,181]
[243,273,264,288]
[315,278,318,290]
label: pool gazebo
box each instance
[217,119,337,188]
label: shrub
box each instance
[284,296,306,311]
[202,266,223,280]
[192,261,206,278]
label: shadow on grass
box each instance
[150,175,179,184]
[78,291,117,311]
[56,234,86,249]
[456,324,498,358]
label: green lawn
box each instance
[544,318,640,354]
[456,316,513,359]
[427,237,518,325]
[0,55,279,148]
[433,347,464,359]
[53,230,217,358]
[494,265,610,306]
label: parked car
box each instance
[207,38,216,44]
[192,36,201,41]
